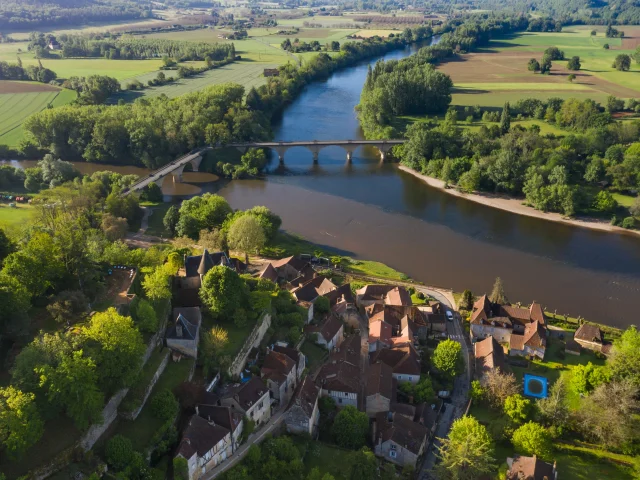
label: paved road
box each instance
[418,302,471,480]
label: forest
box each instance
[0,0,152,30]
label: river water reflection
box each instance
[5,40,640,328]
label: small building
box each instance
[175,414,236,480]
[291,276,337,303]
[366,304,428,340]
[509,321,546,360]
[374,411,429,469]
[221,377,271,427]
[307,314,344,351]
[183,249,233,289]
[507,454,557,480]
[366,361,395,417]
[48,40,60,50]
[272,345,306,381]
[271,256,313,283]
[573,323,606,353]
[413,402,438,439]
[370,344,421,384]
[316,337,360,408]
[324,283,359,328]
[166,307,201,359]
[474,336,505,378]
[261,349,298,406]
[195,404,243,454]
[258,262,279,284]
[369,318,393,353]
[356,285,412,308]
[263,68,279,77]
[284,376,320,436]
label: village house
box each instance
[258,263,279,284]
[373,411,429,469]
[261,349,298,406]
[175,414,237,480]
[412,403,438,439]
[474,336,506,379]
[506,455,558,480]
[470,295,548,358]
[324,283,359,327]
[356,285,412,308]
[272,345,306,381]
[183,249,234,288]
[221,377,271,427]
[270,256,314,283]
[366,304,429,341]
[370,344,421,384]
[573,323,609,354]
[369,318,393,353]
[306,314,344,351]
[166,307,201,360]
[195,404,243,454]
[316,335,361,408]
[284,376,321,436]
[291,275,337,303]
[366,361,395,417]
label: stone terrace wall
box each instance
[228,312,271,377]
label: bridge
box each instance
[122,139,405,196]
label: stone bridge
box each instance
[122,139,405,196]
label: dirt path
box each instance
[398,165,640,238]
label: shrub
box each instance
[150,389,179,422]
[105,435,134,471]
[173,457,189,480]
[622,217,636,229]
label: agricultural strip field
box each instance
[113,62,279,102]
[437,26,640,111]
[0,82,77,147]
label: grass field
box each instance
[0,203,33,228]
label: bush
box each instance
[105,435,134,471]
[174,457,189,480]
[416,291,425,300]
[134,298,158,333]
[622,217,636,229]
[314,295,330,314]
[150,389,179,422]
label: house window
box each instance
[389,450,397,458]
[390,444,396,450]
[338,398,342,404]
[398,375,403,380]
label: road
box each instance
[417,293,471,480]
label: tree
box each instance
[101,214,128,241]
[612,54,631,71]
[37,350,104,429]
[436,416,495,480]
[570,362,610,395]
[177,193,232,238]
[142,265,171,302]
[199,228,227,252]
[484,369,519,407]
[307,467,335,480]
[83,308,145,390]
[314,295,330,314]
[630,197,640,217]
[537,374,569,430]
[511,422,553,460]
[527,58,540,72]
[349,448,378,480]
[151,389,179,422]
[140,182,163,203]
[567,56,581,70]
[227,214,266,264]
[331,405,369,449]
[461,289,474,310]
[174,457,189,480]
[200,265,249,319]
[608,326,640,386]
[489,276,507,304]
[245,206,281,241]
[133,298,158,333]
[0,273,32,338]
[503,394,533,424]
[0,386,44,457]
[0,228,13,265]
[567,73,576,83]
[163,205,180,235]
[106,435,134,471]
[202,326,229,376]
[540,57,552,74]
[432,339,463,378]
[46,290,88,326]
[470,380,484,402]
[593,190,618,213]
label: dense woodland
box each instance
[0,0,152,30]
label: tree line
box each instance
[0,60,56,84]
[0,0,151,30]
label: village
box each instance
[160,248,613,480]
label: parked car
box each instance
[438,390,451,399]
[446,311,454,321]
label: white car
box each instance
[446,311,454,321]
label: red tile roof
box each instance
[367,361,394,399]
[375,412,428,455]
[474,336,505,373]
[507,455,556,480]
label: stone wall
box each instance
[228,312,272,377]
[122,350,171,421]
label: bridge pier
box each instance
[273,146,288,165]
[342,144,356,164]
[377,144,394,163]
[308,144,322,164]
[189,155,203,172]
[171,165,185,183]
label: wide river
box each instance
[7,41,640,328]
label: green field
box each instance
[451,90,612,108]
[0,203,33,228]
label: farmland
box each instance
[0,83,76,147]
[436,25,640,111]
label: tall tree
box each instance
[0,386,44,457]
[500,102,511,134]
[437,416,495,480]
[200,265,249,319]
[489,277,507,304]
[484,369,519,407]
[331,405,369,449]
[141,265,171,302]
[608,326,640,386]
[0,228,14,265]
[511,422,553,460]
[227,214,266,264]
[432,339,463,379]
[503,394,533,424]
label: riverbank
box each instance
[398,165,640,238]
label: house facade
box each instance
[166,307,201,359]
[366,362,394,417]
[356,285,412,308]
[371,344,421,384]
[324,284,360,328]
[374,412,428,469]
[284,376,320,436]
[316,335,361,408]
[307,314,344,351]
[261,350,298,406]
[474,336,506,379]
[221,377,272,427]
[573,323,607,353]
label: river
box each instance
[6,40,640,328]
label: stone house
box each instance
[166,307,201,360]
[356,285,412,308]
[573,323,607,353]
[272,345,306,381]
[183,249,234,289]
[370,344,421,384]
[373,412,428,469]
[366,361,395,417]
[474,336,505,379]
[284,376,320,436]
[316,335,361,408]
[509,321,547,360]
[221,377,271,427]
[324,283,359,328]
[369,318,393,353]
[175,414,237,480]
[261,349,298,406]
[271,256,313,283]
[291,276,337,303]
[195,404,243,454]
[507,455,557,480]
[307,314,344,351]
[258,263,279,284]
[366,303,428,341]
